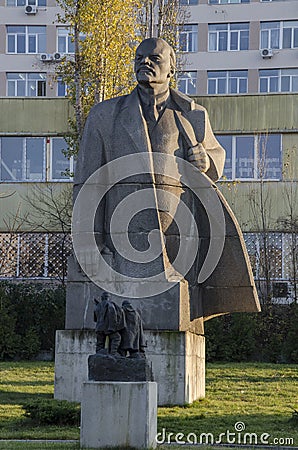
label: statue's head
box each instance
[134,38,176,89]
[122,300,134,311]
[101,291,111,301]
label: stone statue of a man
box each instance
[120,300,146,358]
[94,292,126,355]
[75,38,260,329]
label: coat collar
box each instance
[118,87,195,153]
[120,86,194,115]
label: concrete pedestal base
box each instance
[80,381,157,449]
[55,329,205,405]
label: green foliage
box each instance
[22,399,80,426]
[0,286,21,359]
[290,407,298,425]
[56,0,142,156]
[0,282,65,361]
[205,303,298,363]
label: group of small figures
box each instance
[94,292,146,358]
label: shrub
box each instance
[22,399,80,426]
[205,303,298,363]
[0,281,65,361]
[0,285,21,359]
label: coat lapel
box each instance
[119,88,151,155]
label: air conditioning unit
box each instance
[272,282,288,298]
[39,53,53,62]
[25,5,37,14]
[260,48,273,59]
[52,52,62,62]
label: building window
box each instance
[283,21,298,49]
[0,233,72,280]
[51,138,73,180]
[7,0,46,5]
[259,69,298,93]
[0,137,72,182]
[208,70,248,94]
[209,0,249,3]
[7,73,46,96]
[217,134,282,180]
[57,79,68,97]
[178,71,197,95]
[0,137,45,181]
[208,23,249,51]
[260,21,298,49]
[179,0,198,4]
[7,26,46,54]
[179,25,198,52]
[57,27,75,54]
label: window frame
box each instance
[209,0,249,3]
[57,27,75,54]
[207,70,248,94]
[7,72,47,97]
[179,24,198,53]
[259,68,298,93]
[0,137,73,182]
[178,71,197,95]
[260,21,298,50]
[49,137,74,182]
[6,25,46,54]
[7,0,46,5]
[0,137,46,182]
[217,133,282,181]
[179,0,198,4]
[208,22,249,52]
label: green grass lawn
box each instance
[0,361,297,448]
[159,363,298,446]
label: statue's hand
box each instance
[187,144,210,173]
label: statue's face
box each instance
[135,39,173,87]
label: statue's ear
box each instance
[94,298,99,305]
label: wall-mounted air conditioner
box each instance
[52,52,62,62]
[39,53,53,62]
[260,48,273,59]
[25,5,37,14]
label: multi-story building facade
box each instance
[0,0,297,303]
[177,0,298,96]
[0,0,72,98]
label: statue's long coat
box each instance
[94,299,126,334]
[120,303,146,352]
[75,88,260,321]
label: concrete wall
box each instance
[219,181,298,232]
[0,97,72,134]
[195,94,298,133]
[0,182,72,232]
[54,329,205,406]
[0,94,296,135]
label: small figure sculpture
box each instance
[94,292,126,355]
[120,300,146,358]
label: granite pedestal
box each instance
[80,381,157,449]
[54,329,205,405]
